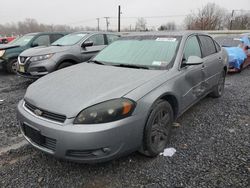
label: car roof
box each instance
[123,31,208,37]
[25,32,69,36]
[71,31,120,35]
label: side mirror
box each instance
[81,41,93,48]
[184,56,203,66]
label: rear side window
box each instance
[50,34,64,43]
[183,35,202,61]
[199,35,217,57]
[214,41,221,52]
[106,34,119,44]
[33,35,50,46]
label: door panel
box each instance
[179,35,206,110]
[199,35,222,89]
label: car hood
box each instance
[20,45,71,56]
[0,44,20,50]
[24,63,165,118]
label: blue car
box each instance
[215,35,250,72]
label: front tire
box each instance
[6,58,18,74]
[210,71,226,98]
[140,100,174,157]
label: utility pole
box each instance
[96,18,100,31]
[118,5,121,32]
[104,17,110,31]
[230,10,235,30]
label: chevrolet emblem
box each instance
[34,109,43,116]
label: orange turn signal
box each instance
[122,102,133,115]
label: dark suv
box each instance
[17,31,120,78]
[0,32,68,73]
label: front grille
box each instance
[22,123,57,152]
[19,56,29,64]
[24,101,66,123]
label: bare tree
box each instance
[135,18,147,31]
[158,22,176,31]
[0,18,96,36]
[184,3,226,30]
[226,12,250,30]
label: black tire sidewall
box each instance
[143,100,174,157]
[6,58,18,74]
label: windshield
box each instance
[9,35,34,46]
[93,37,180,68]
[52,33,87,46]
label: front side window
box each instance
[86,34,105,46]
[32,35,50,46]
[199,35,217,57]
[52,33,87,46]
[106,34,119,44]
[94,37,181,68]
[9,35,34,46]
[183,36,202,61]
[50,34,64,43]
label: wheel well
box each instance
[60,59,77,65]
[57,59,77,69]
[160,94,178,119]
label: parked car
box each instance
[0,36,16,44]
[0,32,68,73]
[214,35,250,72]
[17,31,120,78]
[17,31,228,163]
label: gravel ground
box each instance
[0,67,249,188]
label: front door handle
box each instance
[201,64,206,70]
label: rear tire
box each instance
[6,58,18,74]
[139,100,174,157]
[210,71,226,98]
[57,62,73,70]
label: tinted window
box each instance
[106,34,119,44]
[199,35,217,57]
[183,36,201,61]
[214,41,221,52]
[50,34,64,43]
[33,35,50,46]
[87,34,105,46]
[52,33,87,46]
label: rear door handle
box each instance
[218,57,222,62]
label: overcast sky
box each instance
[0,0,249,30]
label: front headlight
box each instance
[0,50,5,57]
[30,54,53,62]
[74,98,136,124]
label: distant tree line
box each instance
[0,18,96,36]
[184,3,250,30]
[1,3,249,36]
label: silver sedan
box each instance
[17,31,228,163]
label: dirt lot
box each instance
[0,67,249,188]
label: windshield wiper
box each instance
[88,60,106,65]
[113,64,149,69]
